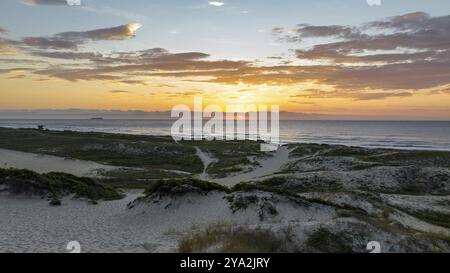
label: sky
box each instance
[0,0,450,120]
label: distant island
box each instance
[90,117,104,120]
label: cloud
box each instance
[34,67,124,81]
[58,23,142,41]
[246,12,450,91]
[30,51,102,60]
[0,57,45,64]
[8,74,27,79]
[272,27,284,34]
[32,47,249,81]
[119,80,148,86]
[0,38,18,54]
[21,37,80,50]
[108,48,211,65]
[109,90,131,94]
[22,0,69,5]
[292,89,413,101]
[440,88,450,94]
[29,48,450,93]
[353,92,412,101]
[21,24,142,50]
[324,61,450,90]
[279,12,450,65]
[0,29,18,53]
[0,68,34,74]
[287,25,360,41]
[366,12,431,30]
[208,1,224,7]
[5,12,450,98]
[167,90,203,97]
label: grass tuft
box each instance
[0,168,124,201]
[178,222,294,253]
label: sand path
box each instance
[195,147,217,181]
[202,146,293,186]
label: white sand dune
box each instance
[2,144,449,253]
[0,191,149,253]
[0,190,335,253]
[0,148,118,177]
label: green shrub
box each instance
[0,168,123,201]
[144,178,229,196]
[305,227,354,253]
[226,194,259,213]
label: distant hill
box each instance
[0,109,444,121]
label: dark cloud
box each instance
[97,48,211,65]
[0,41,13,53]
[0,37,17,54]
[285,12,450,65]
[57,24,141,41]
[7,74,27,79]
[353,92,412,101]
[34,67,124,81]
[109,90,130,94]
[23,0,70,6]
[289,25,360,41]
[31,51,102,60]
[0,27,7,33]
[155,83,177,88]
[21,36,79,50]
[296,46,436,64]
[324,61,450,90]
[118,79,148,86]
[21,24,141,50]
[366,12,431,30]
[32,48,249,81]
[267,56,283,60]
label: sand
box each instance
[1,142,449,253]
[195,147,217,181]
[0,189,336,253]
[0,149,119,177]
[0,191,151,253]
[211,146,293,186]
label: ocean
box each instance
[0,119,449,151]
